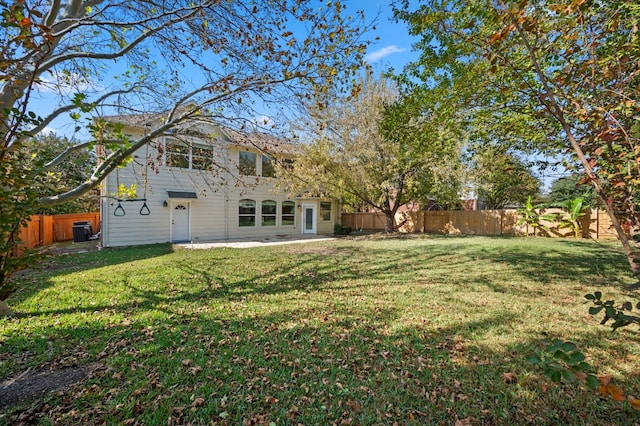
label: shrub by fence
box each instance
[341,209,618,239]
[14,212,100,255]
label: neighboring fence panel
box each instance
[342,209,620,240]
[13,212,101,255]
[13,215,42,256]
[341,212,387,231]
[500,210,522,236]
[41,215,54,246]
[51,212,100,242]
[420,210,503,235]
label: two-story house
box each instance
[99,114,338,247]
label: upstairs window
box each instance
[166,139,189,169]
[239,151,256,175]
[261,200,277,226]
[239,199,256,227]
[191,144,213,170]
[262,155,276,178]
[320,202,332,221]
[166,138,213,170]
[281,201,295,226]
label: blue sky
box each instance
[361,0,420,71]
[35,1,419,138]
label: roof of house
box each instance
[221,127,298,155]
[101,112,298,155]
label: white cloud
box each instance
[253,115,274,129]
[35,71,102,95]
[365,45,406,63]
[38,126,57,135]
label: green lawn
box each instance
[1,234,639,425]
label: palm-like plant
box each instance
[517,196,543,236]
[558,197,586,238]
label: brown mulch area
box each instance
[0,362,102,410]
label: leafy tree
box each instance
[278,74,463,232]
[23,133,98,214]
[0,1,371,315]
[471,146,540,209]
[393,0,640,279]
[548,175,597,209]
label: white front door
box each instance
[171,203,190,242]
[302,204,316,234]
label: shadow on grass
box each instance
[2,235,639,423]
[7,243,175,314]
[1,301,638,424]
[10,236,633,319]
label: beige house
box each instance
[100,115,337,247]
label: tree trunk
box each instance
[507,11,640,280]
[384,212,396,233]
[0,300,13,317]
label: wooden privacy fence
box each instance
[14,212,100,254]
[341,209,619,240]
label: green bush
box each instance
[333,223,352,235]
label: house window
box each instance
[281,201,295,226]
[191,144,213,170]
[239,151,256,175]
[239,199,256,227]
[166,139,189,169]
[261,200,277,226]
[166,138,213,170]
[262,155,276,178]
[320,202,332,221]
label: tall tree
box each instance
[393,0,640,279]
[23,133,98,214]
[278,74,463,232]
[471,146,540,209]
[548,174,597,209]
[0,0,370,315]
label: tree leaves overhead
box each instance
[393,0,640,276]
[0,0,372,308]
[471,147,540,209]
[1,1,371,184]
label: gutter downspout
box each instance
[224,138,229,240]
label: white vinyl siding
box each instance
[102,125,338,246]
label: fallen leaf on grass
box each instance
[629,397,640,411]
[191,397,205,407]
[599,384,625,402]
[598,375,612,386]
[455,417,472,426]
[346,399,361,411]
[264,396,279,404]
[574,371,587,382]
[502,372,517,384]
